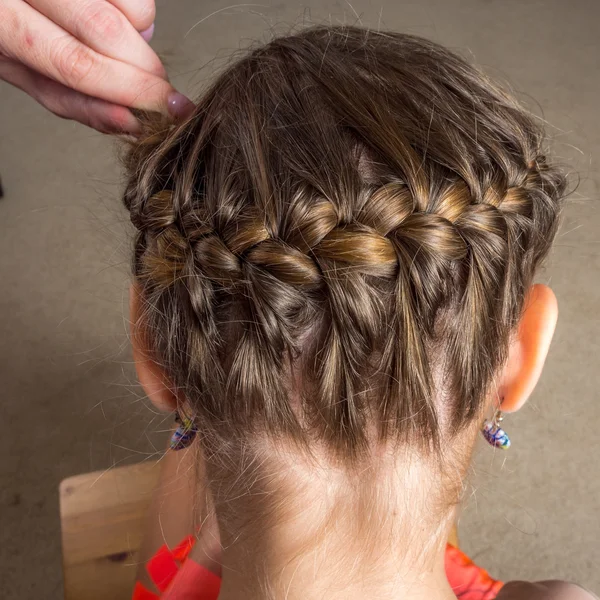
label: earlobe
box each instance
[498,284,558,413]
[130,284,178,413]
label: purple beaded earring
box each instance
[482,409,511,450]
[169,412,198,451]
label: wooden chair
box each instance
[59,461,161,600]
[59,462,459,600]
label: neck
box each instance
[208,443,464,600]
[218,560,455,600]
[216,534,456,600]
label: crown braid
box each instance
[124,26,567,454]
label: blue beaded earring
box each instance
[482,409,511,449]
[170,411,198,451]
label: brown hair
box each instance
[124,26,567,457]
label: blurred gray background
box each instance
[1,1,598,598]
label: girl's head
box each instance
[125,25,566,594]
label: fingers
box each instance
[140,23,154,42]
[0,0,193,118]
[0,54,141,134]
[106,0,155,32]
[24,0,165,77]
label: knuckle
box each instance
[0,6,25,59]
[41,91,71,120]
[87,113,111,133]
[78,98,109,132]
[48,104,70,121]
[77,96,110,132]
[81,3,125,44]
[54,39,97,87]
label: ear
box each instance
[497,284,558,413]
[130,284,178,413]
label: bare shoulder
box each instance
[497,580,599,600]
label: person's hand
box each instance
[0,0,194,134]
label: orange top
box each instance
[133,538,503,600]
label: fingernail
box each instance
[140,23,155,42]
[168,92,195,120]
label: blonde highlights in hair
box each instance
[124,26,567,458]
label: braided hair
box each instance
[123,26,567,456]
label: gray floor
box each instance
[1,1,599,598]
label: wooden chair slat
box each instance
[60,461,160,600]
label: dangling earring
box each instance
[169,411,198,451]
[482,409,511,449]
